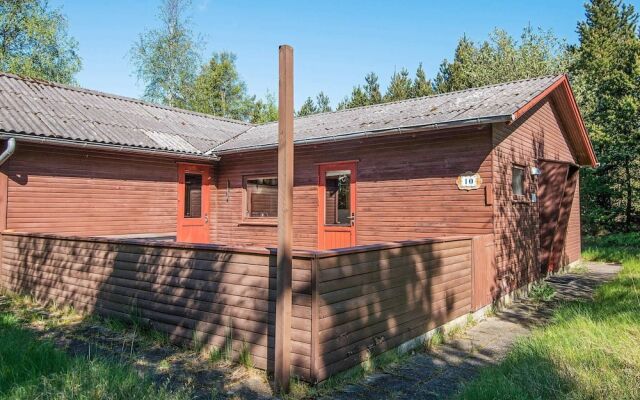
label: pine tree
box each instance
[385,68,412,101]
[411,63,434,97]
[363,72,382,104]
[434,29,568,93]
[343,86,369,108]
[434,35,475,92]
[571,0,640,232]
[316,91,331,113]
[338,73,381,109]
[336,96,350,111]
[297,96,317,116]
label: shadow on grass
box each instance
[456,237,640,400]
[0,312,189,400]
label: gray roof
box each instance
[0,72,564,157]
[0,72,251,156]
[213,75,563,153]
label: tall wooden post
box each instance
[275,44,293,393]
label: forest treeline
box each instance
[0,0,638,233]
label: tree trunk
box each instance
[625,157,632,232]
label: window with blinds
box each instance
[245,177,278,218]
[184,174,202,218]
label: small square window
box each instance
[244,177,278,218]
[512,165,525,196]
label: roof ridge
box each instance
[208,124,255,153]
[0,71,255,127]
[288,74,564,122]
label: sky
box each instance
[51,0,639,109]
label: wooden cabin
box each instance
[0,72,596,296]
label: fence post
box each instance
[310,254,319,383]
[275,44,294,393]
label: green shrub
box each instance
[528,281,555,302]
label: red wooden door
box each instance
[318,162,357,250]
[177,163,211,243]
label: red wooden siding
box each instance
[212,126,494,250]
[2,144,179,237]
[538,162,572,270]
[0,232,313,380]
[491,98,581,294]
[563,174,581,263]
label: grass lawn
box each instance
[456,232,640,400]
[0,311,189,399]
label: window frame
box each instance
[323,170,353,226]
[183,173,203,219]
[511,164,527,201]
[242,175,278,223]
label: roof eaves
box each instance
[510,74,565,121]
[1,131,220,161]
[509,74,598,167]
[560,77,598,167]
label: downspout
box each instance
[0,138,15,233]
[0,138,15,166]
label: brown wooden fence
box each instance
[0,232,313,379]
[312,237,474,380]
[0,232,494,383]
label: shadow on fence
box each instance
[0,231,487,384]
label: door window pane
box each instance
[246,177,278,218]
[325,170,351,225]
[184,174,202,218]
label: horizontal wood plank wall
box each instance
[2,144,180,237]
[491,98,579,295]
[213,126,493,250]
[312,237,473,381]
[563,173,581,264]
[0,232,313,380]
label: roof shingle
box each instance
[213,75,563,152]
[0,72,563,156]
[0,72,251,155]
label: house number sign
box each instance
[456,172,482,191]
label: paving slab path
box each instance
[321,261,621,400]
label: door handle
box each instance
[204,214,209,223]
[348,212,356,226]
